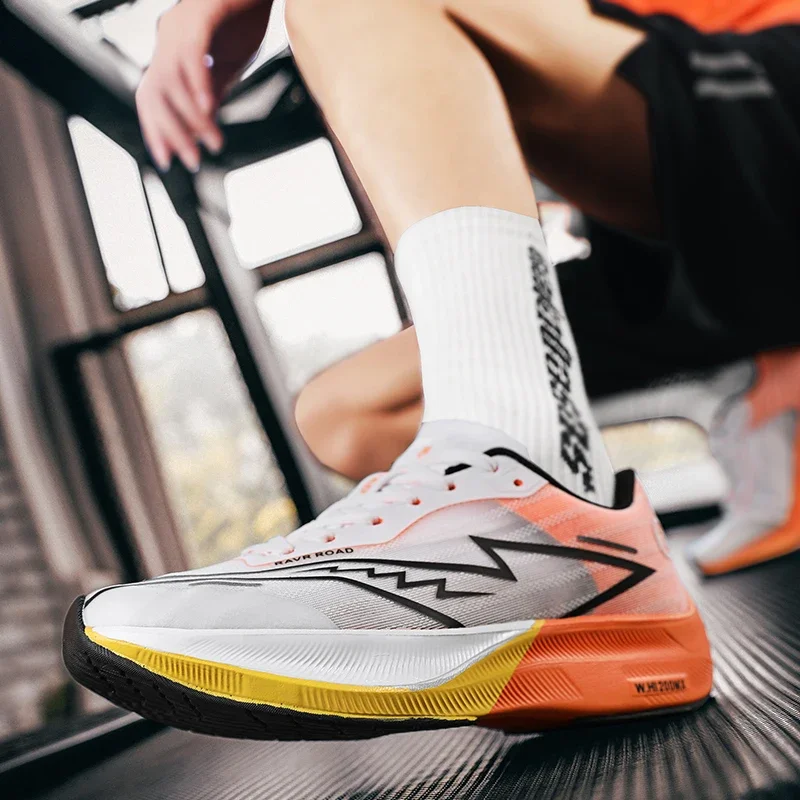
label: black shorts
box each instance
[564,6,800,397]
[557,224,748,400]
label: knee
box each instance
[320,422,375,482]
[294,379,334,462]
[294,382,369,480]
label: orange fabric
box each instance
[482,607,712,729]
[605,0,800,33]
[747,348,800,428]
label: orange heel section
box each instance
[479,606,713,732]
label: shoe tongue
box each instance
[413,420,530,459]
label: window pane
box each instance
[126,311,298,567]
[69,117,168,309]
[226,139,361,267]
[257,254,401,393]
[143,173,205,293]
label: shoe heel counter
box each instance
[593,480,693,617]
[505,480,693,617]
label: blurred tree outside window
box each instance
[126,312,298,567]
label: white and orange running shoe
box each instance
[63,421,712,740]
[692,349,800,576]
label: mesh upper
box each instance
[88,484,693,632]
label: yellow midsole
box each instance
[86,621,544,720]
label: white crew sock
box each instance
[395,206,615,505]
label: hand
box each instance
[136,0,273,172]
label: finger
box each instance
[151,92,201,172]
[182,48,216,117]
[173,63,224,153]
[141,117,172,172]
[137,88,172,171]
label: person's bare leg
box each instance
[287,0,628,503]
[295,328,423,480]
[286,0,652,243]
[289,0,656,488]
[286,0,539,246]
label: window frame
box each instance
[1,2,409,781]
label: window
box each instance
[69,118,206,307]
[8,0,391,771]
[142,172,205,293]
[69,117,169,309]
[68,118,206,308]
[602,419,726,513]
[226,139,361,267]
[126,311,298,567]
[82,0,175,68]
[257,254,402,394]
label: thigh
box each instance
[441,0,659,236]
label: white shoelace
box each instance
[241,446,500,558]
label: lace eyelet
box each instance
[513,479,524,487]
[410,498,421,506]
[322,535,335,544]
[372,517,384,526]
[447,483,456,491]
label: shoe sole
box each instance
[63,597,713,741]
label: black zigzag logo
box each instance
[127,536,655,629]
[295,536,654,621]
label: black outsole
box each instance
[62,598,469,741]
